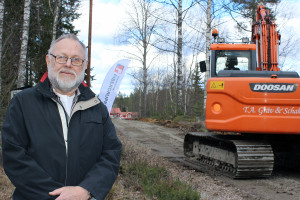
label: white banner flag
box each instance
[98,59,130,113]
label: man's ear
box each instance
[84,60,88,70]
[46,54,50,70]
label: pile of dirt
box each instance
[143,118,204,133]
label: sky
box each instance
[74,0,133,95]
[73,0,300,96]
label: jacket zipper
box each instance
[56,102,69,186]
[57,100,78,186]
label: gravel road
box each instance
[113,118,300,200]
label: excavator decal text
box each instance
[243,106,300,115]
[249,83,297,93]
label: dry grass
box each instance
[0,132,14,200]
[105,131,153,200]
[0,166,14,200]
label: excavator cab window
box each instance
[214,50,252,76]
[225,56,239,70]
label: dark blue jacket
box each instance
[2,73,122,200]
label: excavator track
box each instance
[184,132,274,179]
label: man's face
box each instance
[46,38,87,95]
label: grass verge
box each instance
[124,161,200,200]
[107,131,201,200]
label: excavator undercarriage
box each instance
[184,132,274,178]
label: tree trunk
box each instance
[0,0,5,94]
[173,57,176,115]
[151,84,154,114]
[155,88,159,114]
[155,69,160,114]
[52,0,61,41]
[142,1,149,117]
[168,64,175,115]
[17,0,32,88]
[177,0,183,113]
[139,87,142,118]
[142,47,147,117]
[203,0,212,122]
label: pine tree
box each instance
[192,63,204,118]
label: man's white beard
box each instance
[48,61,85,93]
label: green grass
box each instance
[121,151,201,200]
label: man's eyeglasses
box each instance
[50,54,85,66]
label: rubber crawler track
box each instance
[184,132,274,179]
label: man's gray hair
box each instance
[48,34,87,58]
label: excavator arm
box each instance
[252,5,281,71]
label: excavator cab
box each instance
[210,43,257,77]
[199,37,257,77]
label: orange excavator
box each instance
[184,5,300,178]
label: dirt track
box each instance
[113,118,300,200]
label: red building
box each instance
[110,108,121,118]
[120,112,139,120]
[110,108,138,120]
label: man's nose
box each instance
[65,58,72,67]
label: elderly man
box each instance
[2,34,122,200]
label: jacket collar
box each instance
[36,72,96,101]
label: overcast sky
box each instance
[74,0,132,95]
[74,0,300,95]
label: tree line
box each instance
[0,0,81,119]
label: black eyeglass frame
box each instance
[50,53,85,66]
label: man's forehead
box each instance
[53,39,83,50]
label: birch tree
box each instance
[17,0,32,88]
[174,0,183,113]
[152,0,196,115]
[0,0,4,95]
[119,0,162,117]
[51,0,61,41]
[203,0,212,122]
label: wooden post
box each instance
[86,0,93,87]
